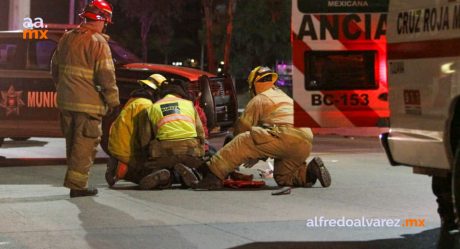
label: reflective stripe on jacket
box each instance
[234,87,312,138]
[108,97,153,164]
[149,94,198,141]
[51,22,119,115]
[259,88,294,125]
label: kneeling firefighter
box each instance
[139,79,206,190]
[194,66,332,190]
[105,74,166,186]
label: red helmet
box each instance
[79,0,113,23]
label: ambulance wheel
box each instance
[101,106,122,155]
[10,137,30,141]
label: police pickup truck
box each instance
[0,26,238,152]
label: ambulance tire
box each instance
[101,106,122,155]
[10,137,30,141]
[453,145,460,228]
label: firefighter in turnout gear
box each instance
[432,175,460,249]
[139,79,206,190]
[51,0,119,198]
[194,66,332,190]
[105,74,166,187]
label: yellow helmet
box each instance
[138,74,167,90]
[247,66,278,95]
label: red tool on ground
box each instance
[223,179,266,189]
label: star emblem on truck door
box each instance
[0,85,25,116]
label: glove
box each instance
[242,158,259,168]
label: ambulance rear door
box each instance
[292,0,389,128]
[384,0,460,170]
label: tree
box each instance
[202,0,217,73]
[223,0,236,74]
[119,0,185,62]
[201,0,237,74]
[230,0,291,78]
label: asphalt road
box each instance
[0,134,444,249]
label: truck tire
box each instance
[199,75,216,130]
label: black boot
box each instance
[139,169,171,190]
[438,228,459,249]
[307,157,331,187]
[174,163,199,188]
[105,157,118,187]
[70,187,98,198]
[432,175,459,249]
[193,164,223,190]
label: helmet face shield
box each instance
[258,74,273,83]
[247,66,278,95]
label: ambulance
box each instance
[382,0,460,183]
[291,0,389,128]
[381,0,460,226]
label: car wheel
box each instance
[199,75,216,130]
[101,106,122,155]
[10,137,30,141]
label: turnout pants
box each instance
[209,126,314,187]
[110,153,148,184]
[432,175,457,231]
[60,110,102,190]
[128,138,205,183]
